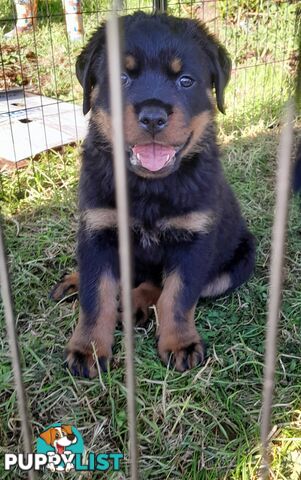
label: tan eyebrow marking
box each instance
[125,54,137,71]
[170,57,182,74]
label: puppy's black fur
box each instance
[63,12,255,377]
[293,140,301,193]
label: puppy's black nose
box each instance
[138,106,168,134]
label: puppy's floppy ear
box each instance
[193,20,232,114]
[209,41,231,114]
[206,36,232,114]
[76,25,106,115]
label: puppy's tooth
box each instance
[137,153,141,160]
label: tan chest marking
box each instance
[83,208,215,246]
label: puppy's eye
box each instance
[178,76,195,88]
[121,73,130,86]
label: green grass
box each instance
[1,1,301,479]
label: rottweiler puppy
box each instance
[53,12,256,377]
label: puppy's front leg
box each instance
[157,242,211,372]
[66,229,119,378]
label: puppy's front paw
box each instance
[158,330,206,372]
[65,350,110,378]
[65,329,112,378]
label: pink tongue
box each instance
[133,144,175,172]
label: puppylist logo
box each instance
[5,423,123,473]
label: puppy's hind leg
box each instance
[132,282,162,325]
[50,272,79,302]
[200,231,256,298]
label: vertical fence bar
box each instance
[106,5,139,480]
[153,0,167,14]
[260,100,295,479]
[0,223,36,480]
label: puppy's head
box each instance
[77,12,231,178]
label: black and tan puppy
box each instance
[54,12,255,377]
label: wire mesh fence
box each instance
[0,0,301,479]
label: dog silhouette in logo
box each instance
[39,424,77,472]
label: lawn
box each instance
[0,1,301,479]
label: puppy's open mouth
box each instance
[130,143,181,172]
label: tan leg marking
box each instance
[66,273,118,378]
[157,272,205,372]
